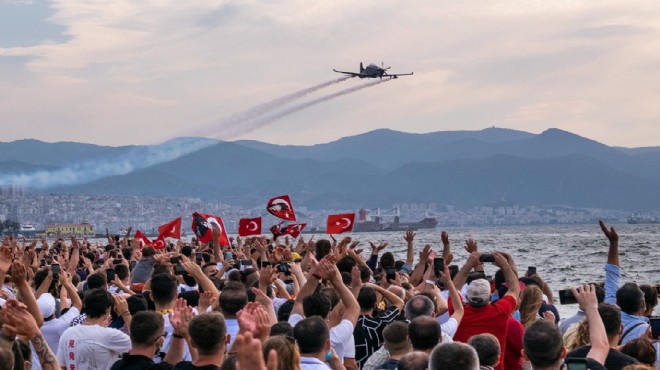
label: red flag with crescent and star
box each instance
[152,236,166,250]
[134,229,152,248]
[326,213,355,234]
[191,212,230,246]
[280,223,306,238]
[238,217,262,237]
[158,217,182,239]
[266,195,297,221]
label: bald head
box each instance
[388,285,406,300]
[398,351,429,370]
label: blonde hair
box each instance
[563,319,590,351]
[519,285,543,327]
[263,336,301,370]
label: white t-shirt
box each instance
[288,314,355,362]
[56,324,131,370]
[154,313,192,363]
[32,307,81,370]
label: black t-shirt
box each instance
[173,361,220,370]
[567,346,638,370]
[110,354,173,370]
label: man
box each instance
[37,271,83,354]
[468,334,500,370]
[131,246,156,286]
[429,342,480,370]
[110,310,189,370]
[522,285,609,370]
[453,252,519,370]
[353,283,404,368]
[566,304,639,370]
[396,352,428,370]
[599,221,651,345]
[173,313,228,370]
[57,289,132,370]
[218,282,248,349]
[294,316,343,370]
[376,322,411,370]
[409,316,441,354]
[149,274,192,363]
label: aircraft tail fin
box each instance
[360,62,364,73]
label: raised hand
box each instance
[419,244,432,264]
[169,298,193,338]
[598,220,618,243]
[2,299,41,340]
[198,291,214,313]
[10,261,27,284]
[441,231,449,246]
[542,310,556,324]
[351,266,362,293]
[0,246,12,273]
[572,284,599,312]
[235,331,278,370]
[404,230,416,243]
[369,241,388,254]
[464,239,478,253]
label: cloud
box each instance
[1,1,660,147]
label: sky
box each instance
[2,0,660,148]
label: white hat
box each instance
[37,293,56,318]
[466,279,491,307]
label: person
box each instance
[453,251,519,370]
[352,283,404,368]
[408,316,441,354]
[218,282,248,349]
[429,342,479,370]
[599,221,651,345]
[376,322,411,370]
[148,274,193,363]
[395,352,428,370]
[110,307,191,370]
[638,285,658,317]
[173,313,228,370]
[619,339,657,368]
[522,285,609,370]
[519,286,545,327]
[56,289,132,370]
[131,246,157,286]
[262,336,301,370]
[293,316,343,370]
[468,334,500,370]
[566,304,638,370]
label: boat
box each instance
[627,216,660,224]
[353,209,438,233]
[19,224,37,238]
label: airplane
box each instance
[333,62,413,79]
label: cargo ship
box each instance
[353,209,438,233]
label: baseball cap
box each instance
[466,279,491,307]
[37,293,56,318]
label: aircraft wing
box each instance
[333,69,361,77]
[385,72,414,78]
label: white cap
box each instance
[37,293,56,318]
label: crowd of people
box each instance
[0,221,657,370]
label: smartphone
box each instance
[261,261,271,268]
[174,265,187,275]
[527,266,537,277]
[433,257,444,276]
[650,317,660,339]
[240,259,252,271]
[195,253,203,264]
[113,258,123,265]
[40,258,46,267]
[277,263,290,275]
[564,358,587,370]
[106,268,115,281]
[479,254,495,263]
[223,251,233,260]
[169,256,180,264]
[386,267,396,281]
[50,263,60,274]
[558,289,579,305]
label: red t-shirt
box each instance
[504,317,524,370]
[453,295,517,370]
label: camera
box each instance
[479,254,495,263]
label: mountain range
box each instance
[2,128,660,210]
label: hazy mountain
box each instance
[0,139,133,167]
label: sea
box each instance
[302,223,660,318]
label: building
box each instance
[45,222,95,237]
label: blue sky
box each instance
[1,0,660,147]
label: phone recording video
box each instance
[479,254,495,263]
[558,289,579,305]
[277,263,290,275]
[527,266,537,277]
[106,268,115,282]
[564,358,587,370]
[386,267,396,281]
[650,317,660,339]
[433,257,444,277]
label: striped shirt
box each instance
[353,308,400,368]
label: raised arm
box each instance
[403,230,415,266]
[60,271,83,311]
[453,251,481,291]
[181,255,220,295]
[68,236,80,275]
[599,220,620,305]
[574,284,609,366]
[290,266,321,317]
[493,252,519,301]
[363,282,405,312]
[440,262,464,324]
[318,259,360,327]
[11,261,44,327]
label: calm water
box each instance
[314,223,660,318]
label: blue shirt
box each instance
[604,263,620,305]
[619,311,649,345]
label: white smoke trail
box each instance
[195,76,352,137]
[0,137,216,189]
[223,78,391,138]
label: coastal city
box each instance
[1,189,655,237]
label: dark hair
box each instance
[382,321,409,355]
[397,352,429,370]
[340,272,352,286]
[87,273,107,290]
[293,316,328,354]
[409,316,441,351]
[142,246,155,257]
[83,289,113,319]
[357,286,377,311]
[189,313,227,355]
[321,287,340,310]
[277,300,295,322]
[405,295,434,321]
[180,246,192,258]
[379,252,394,269]
[178,290,200,308]
[598,303,622,339]
[150,273,178,306]
[336,256,356,274]
[219,282,248,316]
[270,321,294,338]
[616,283,645,314]
[127,294,148,315]
[219,354,237,370]
[315,240,331,261]
[130,311,164,346]
[182,273,197,287]
[619,338,657,366]
[523,320,564,368]
[429,342,479,370]
[358,265,371,283]
[467,334,500,367]
[303,291,331,319]
[114,264,129,280]
[33,269,57,293]
[639,284,658,312]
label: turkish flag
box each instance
[281,223,306,238]
[238,217,262,237]
[266,195,296,221]
[158,217,182,239]
[134,230,151,248]
[191,212,230,246]
[152,236,166,250]
[327,213,355,234]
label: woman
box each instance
[262,335,301,370]
[519,285,544,327]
